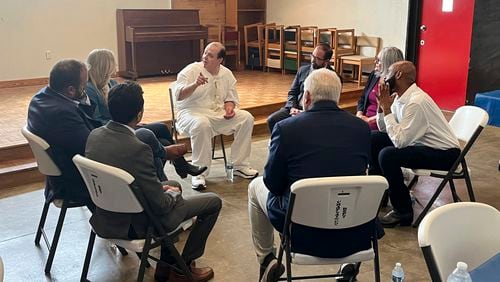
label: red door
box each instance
[417,0,475,110]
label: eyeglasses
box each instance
[310,54,326,61]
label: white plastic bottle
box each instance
[391,262,404,282]
[226,161,234,182]
[447,262,472,282]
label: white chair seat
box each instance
[291,248,374,265]
[410,165,467,177]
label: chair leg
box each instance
[35,201,50,245]
[117,246,128,256]
[462,161,476,201]
[135,252,150,268]
[448,179,461,202]
[357,65,362,86]
[211,137,216,160]
[373,238,381,282]
[45,205,68,274]
[219,135,227,167]
[137,236,152,282]
[164,238,195,282]
[412,175,452,227]
[80,231,96,282]
[407,175,419,190]
[285,241,292,282]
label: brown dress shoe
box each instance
[169,265,214,282]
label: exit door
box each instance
[416,0,475,110]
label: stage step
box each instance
[0,89,361,191]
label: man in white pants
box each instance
[172,42,258,190]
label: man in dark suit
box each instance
[266,43,339,132]
[27,59,99,208]
[248,68,371,280]
[85,82,222,282]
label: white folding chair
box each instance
[73,155,194,282]
[409,106,489,227]
[267,176,387,282]
[418,202,500,281]
[21,125,87,274]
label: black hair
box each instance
[49,59,86,92]
[317,43,333,61]
[108,81,144,124]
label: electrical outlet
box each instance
[45,50,52,60]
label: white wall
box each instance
[0,0,171,81]
[267,0,409,53]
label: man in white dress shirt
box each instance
[172,42,258,190]
[370,61,460,227]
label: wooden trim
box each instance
[0,77,48,89]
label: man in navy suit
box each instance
[266,43,338,132]
[248,68,371,280]
[27,59,98,208]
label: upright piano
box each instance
[116,9,208,79]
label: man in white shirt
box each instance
[172,42,258,190]
[371,61,460,227]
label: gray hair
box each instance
[303,68,342,104]
[376,46,404,78]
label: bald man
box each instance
[172,42,258,190]
[370,61,460,227]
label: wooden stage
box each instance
[0,69,363,190]
[0,70,363,148]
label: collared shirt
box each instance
[172,62,239,115]
[123,123,136,134]
[377,83,460,149]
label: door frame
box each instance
[405,0,422,64]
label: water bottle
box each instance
[226,162,234,182]
[391,262,404,282]
[447,262,472,282]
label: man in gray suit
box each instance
[85,82,222,282]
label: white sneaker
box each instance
[191,175,206,191]
[234,167,259,179]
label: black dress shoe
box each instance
[337,263,359,281]
[379,210,413,228]
[173,157,208,179]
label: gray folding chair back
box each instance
[73,154,140,213]
[21,125,85,274]
[21,125,61,176]
[271,175,387,282]
[73,154,194,282]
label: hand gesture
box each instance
[195,72,208,86]
[223,101,236,119]
[289,107,302,116]
[377,82,394,114]
[165,144,188,160]
[163,185,181,193]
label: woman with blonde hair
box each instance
[86,49,206,180]
[356,47,404,130]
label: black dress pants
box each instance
[369,131,460,213]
